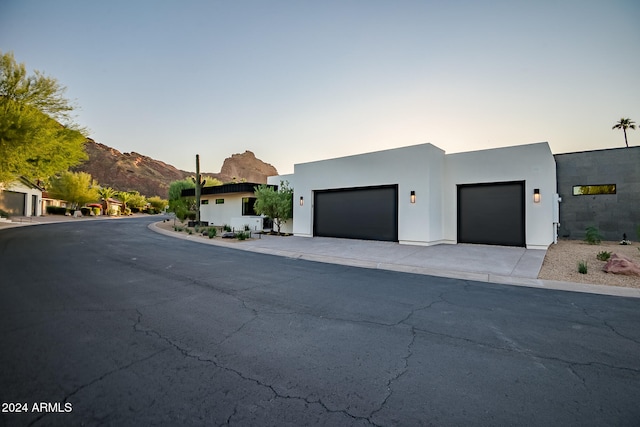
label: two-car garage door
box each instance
[314,185,398,242]
[312,181,525,246]
[457,181,525,247]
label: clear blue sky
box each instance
[2,0,638,174]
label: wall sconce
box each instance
[299,196,304,206]
[410,191,416,204]
[533,188,540,203]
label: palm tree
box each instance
[117,191,133,215]
[98,187,116,215]
[612,118,636,148]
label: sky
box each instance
[1,0,639,175]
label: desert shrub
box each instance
[46,206,67,215]
[223,224,231,232]
[92,207,101,215]
[584,226,602,245]
[208,227,217,239]
[187,229,193,235]
[596,251,611,261]
[577,260,588,274]
[236,231,249,240]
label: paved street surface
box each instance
[1,217,639,426]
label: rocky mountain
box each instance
[72,140,278,199]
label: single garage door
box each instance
[314,185,398,241]
[0,191,26,216]
[457,181,525,247]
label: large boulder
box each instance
[603,254,640,277]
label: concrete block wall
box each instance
[554,147,640,241]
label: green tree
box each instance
[127,191,148,211]
[202,176,223,187]
[253,180,293,234]
[612,117,636,148]
[147,196,168,213]
[48,171,99,210]
[0,51,87,184]
[98,187,116,215]
[117,191,133,215]
[168,179,196,220]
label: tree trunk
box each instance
[624,128,629,147]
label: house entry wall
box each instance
[457,181,525,247]
[313,185,398,242]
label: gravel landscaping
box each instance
[538,240,640,289]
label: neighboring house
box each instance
[41,191,68,214]
[268,142,558,249]
[182,183,277,231]
[103,198,123,216]
[0,177,43,217]
[554,146,640,241]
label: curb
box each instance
[149,222,640,299]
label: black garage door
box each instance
[457,181,525,247]
[314,185,398,241]
[0,191,26,216]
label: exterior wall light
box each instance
[410,191,416,204]
[533,188,540,203]
[299,196,304,206]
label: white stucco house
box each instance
[268,142,558,250]
[0,177,43,217]
[184,183,277,231]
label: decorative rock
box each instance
[603,254,640,277]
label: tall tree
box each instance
[253,181,293,234]
[612,117,636,148]
[48,171,99,210]
[0,51,87,184]
[98,187,117,215]
[117,191,133,215]
[168,179,196,220]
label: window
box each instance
[242,197,257,215]
[215,199,224,204]
[572,184,616,196]
[201,200,209,205]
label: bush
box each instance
[187,211,197,220]
[596,251,611,261]
[585,226,602,245]
[46,206,67,215]
[80,207,91,216]
[208,227,217,239]
[577,260,588,274]
[92,207,101,216]
[223,224,231,232]
[236,231,249,240]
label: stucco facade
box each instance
[0,178,43,217]
[269,142,557,249]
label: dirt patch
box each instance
[538,240,640,289]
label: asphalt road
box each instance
[1,217,639,426]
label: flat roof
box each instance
[181,182,277,197]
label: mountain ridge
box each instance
[72,139,278,199]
